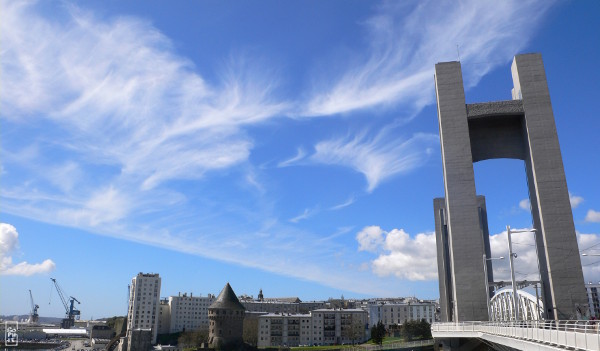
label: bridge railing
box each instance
[432,320,600,351]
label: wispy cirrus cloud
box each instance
[277,148,307,168]
[329,196,355,211]
[311,131,438,192]
[1,1,287,229]
[0,0,561,298]
[1,2,399,297]
[304,0,555,116]
[289,208,317,223]
[277,128,438,192]
[1,1,288,193]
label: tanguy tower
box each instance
[433,53,587,321]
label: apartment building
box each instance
[257,309,368,347]
[368,300,437,329]
[168,292,215,333]
[127,273,162,344]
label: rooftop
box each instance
[209,283,245,310]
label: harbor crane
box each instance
[29,290,39,324]
[50,278,81,329]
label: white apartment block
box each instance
[257,309,368,348]
[258,313,311,348]
[167,292,215,333]
[585,283,600,318]
[127,273,162,344]
[368,301,436,329]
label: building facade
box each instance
[127,273,162,344]
[258,313,311,347]
[586,283,600,318]
[157,299,170,335]
[243,301,300,314]
[168,293,215,333]
[257,309,367,348]
[368,301,437,329]
[127,329,152,351]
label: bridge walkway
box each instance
[432,320,600,351]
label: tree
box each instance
[401,319,431,341]
[401,320,416,341]
[417,319,432,339]
[177,328,209,348]
[347,318,364,345]
[243,317,259,347]
[370,321,385,345]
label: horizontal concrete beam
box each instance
[466,100,524,119]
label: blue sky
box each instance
[1,0,599,319]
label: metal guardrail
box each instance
[341,339,435,351]
[432,320,600,351]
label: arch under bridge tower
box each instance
[433,53,587,322]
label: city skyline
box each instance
[1,1,599,319]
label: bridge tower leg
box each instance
[433,53,587,322]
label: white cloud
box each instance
[356,225,600,285]
[0,223,56,276]
[519,193,583,212]
[519,199,530,211]
[357,226,437,280]
[289,207,318,223]
[488,228,539,281]
[488,229,600,284]
[570,193,584,208]
[0,0,559,297]
[1,1,288,192]
[586,210,600,223]
[0,224,19,256]
[304,0,555,116]
[57,186,132,227]
[277,148,306,168]
[578,232,600,284]
[318,226,354,242]
[329,196,355,211]
[0,2,286,240]
[311,131,438,192]
[356,226,385,253]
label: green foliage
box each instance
[370,321,385,345]
[104,316,127,335]
[243,317,259,346]
[400,319,432,341]
[157,331,182,345]
[177,328,209,348]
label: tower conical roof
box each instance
[209,283,245,310]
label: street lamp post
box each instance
[483,254,504,320]
[506,225,536,321]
